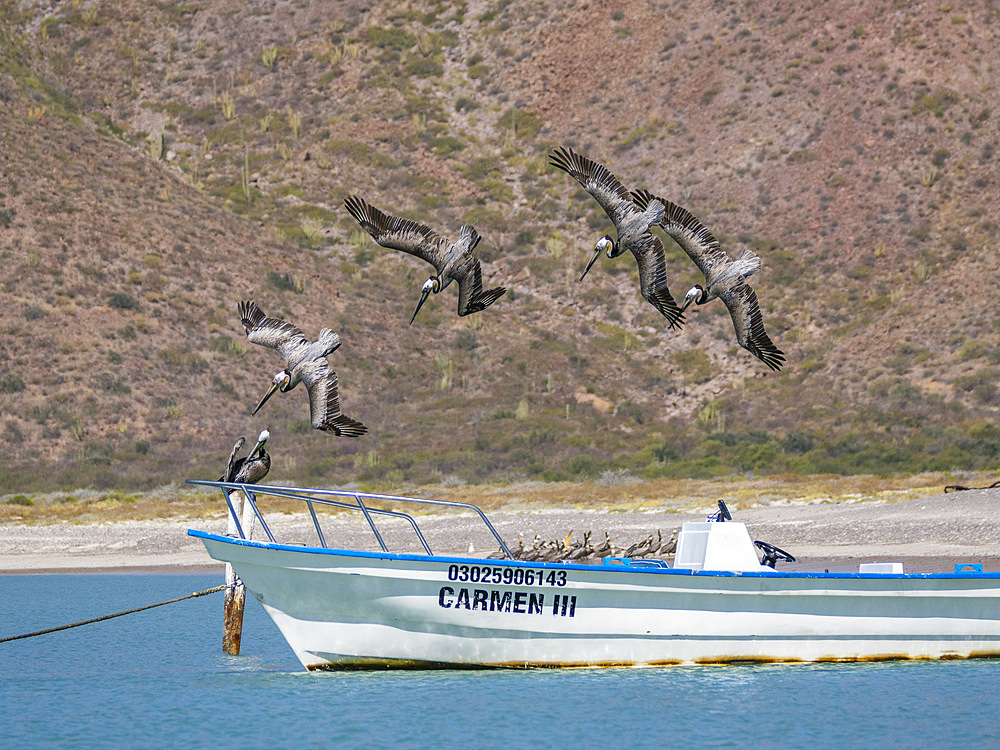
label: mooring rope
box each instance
[944,480,1000,493]
[0,584,228,644]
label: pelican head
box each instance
[249,428,270,458]
[251,371,291,416]
[679,285,705,313]
[580,236,615,282]
[410,276,440,325]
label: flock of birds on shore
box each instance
[219,147,786,550]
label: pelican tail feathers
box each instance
[645,289,686,331]
[238,300,266,334]
[316,328,341,358]
[459,224,481,253]
[461,286,506,316]
[321,414,368,438]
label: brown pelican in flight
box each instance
[632,189,785,371]
[220,429,271,485]
[548,146,685,329]
[343,195,506,324]
[238,300,367,437]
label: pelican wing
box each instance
[235,452,270,485]
[549,147,637,229]
[629,232,686,330]
[719,283,785,372]
[632,189,731,279]
[299,358,368,437]
[238,300,312,365]
[450,254,507,317]
[221,436,245,482]
[344,194,447,271]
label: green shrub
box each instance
[364,27,416,52]
[1,374,26,393]
[267,271,304,293]
[674,349,712,383]
[500,108,544,141]
[108,293,140,311]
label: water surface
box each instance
[3,574,999,748]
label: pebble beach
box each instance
[2,487,997,575]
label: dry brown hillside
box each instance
[2,0,999,493]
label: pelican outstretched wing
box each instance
[238,300,313,364]
[298,358,368,437]
[344,195,447,271]
[630,233,685,330]
[720,284,785,372]
[632,189,731,279]
[221,436,245,482]
[549,147,638,229]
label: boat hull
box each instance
[192,531,1000,670]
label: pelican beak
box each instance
[251,382,279,416]
[409,286,432,325]
[249,439,266,458]
[579,246,602,282]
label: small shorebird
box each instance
[221,429,271,485]
[631,189,785,371]
[548,146,685,329]
[344,195,506,324]
[238,300,367,437]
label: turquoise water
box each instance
[3,574,1000,749]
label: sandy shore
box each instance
[2,487,998,575]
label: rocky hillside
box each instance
[2,0,1000,493]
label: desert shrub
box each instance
[959,339,990,361]
[455,328,477,351]
[432,136,464,155]
[500,107,544,141]
[364,27,416,52]
[1,374,26,393]
[674,349,712,383]
[267,271,304,293]
[210,335,247,356]
[108,292,140,310]
[783,431,816,454]
[404,56,442,78]
[912,88,959,117]
[95,373,131,394]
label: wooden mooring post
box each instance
[222,489,254,655]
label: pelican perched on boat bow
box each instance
[220,429,271,485]
[343,195,506,324]
[548,146,685,329]
[632,189,785,371]
[238,300,367,437]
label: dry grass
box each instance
[0,471,975,526]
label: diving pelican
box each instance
[238,300,367,437]
[221,429,271,485]
[632,189,785,371]
[548,146,685,329]
[343,195,506,324]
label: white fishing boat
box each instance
[187,480,1000,670]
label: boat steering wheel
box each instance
[754,540,796,569]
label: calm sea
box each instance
[3,573,1000,749]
